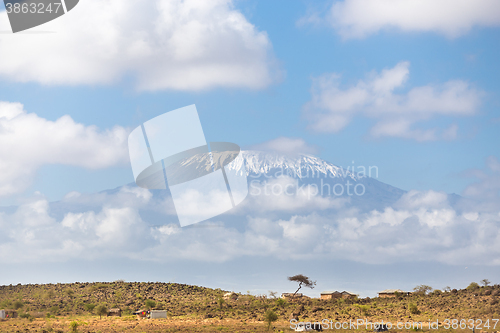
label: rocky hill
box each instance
[1,281,499,324]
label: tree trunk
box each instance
[293,282,303,296]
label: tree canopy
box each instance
[288,274,316,296]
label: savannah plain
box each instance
[1,280,499,333]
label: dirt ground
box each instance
[0,317,294,333]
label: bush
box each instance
[84,304,96,312]
[264,309,278,331]
[467,282,479,291]
[275,298,286,308]
[217,297,224,309]
[145,299,156,310]
[12,300,24,310]
[95,304,108,319]
[69,321,79,332]
[413,285,433,295]
[19,312,31,319]
[360,305,370,316]
[409,303,420,315]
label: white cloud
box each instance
[0,186,153,263]
[304,62,482,141]
[0,0,278,91]
[245,177,348,212]
[249,137,319,155]
[2,157,500,266]
[1,184,500,265]
[321,0,500,39]
[462,156,500,210]
[0,101,128,196]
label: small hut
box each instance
[281,293,303,299]
[0,309,18,319]
[378,289,410,298]
[341,291,358,299]
[150,310,167,319]
[107,308,122,317]
[223,292,238,301]
[133,309,149,319]
[320,291,342,300]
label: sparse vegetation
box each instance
[481,279,491,286]
[84,303,96,312]
[69,320,79,332]
[0,280,498,332]
[145,299,156,309]
[95,304,108,319]
[287,274,316,296]
[264,309,278,331]
[408,302,420,314]
[413,284,433,295]
[467,282,480,290]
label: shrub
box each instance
[467,282,479,291]
[12,300,24,310]
[275,298,286,308]
[217,297,224,309]
[145,299,156,310]
[69,321,79,332]
[409,303,420,315]
[480,279,490,287]
[19,312,31,319]
[95,304,108,319]
[360,305,370,316]
[84,304,96,312]
[264,309,278,331]
[413,285,433,295]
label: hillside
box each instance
[1,281,500,332]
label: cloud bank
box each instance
[310,0,500,39]
[304,62,482,141]
[249,137,319,156]
[0,0,278,91]
[0,101,128,196]
[1,156,499,266]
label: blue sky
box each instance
[0,0,499,296]
[0,0,498,203]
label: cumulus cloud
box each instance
[0,186,153,263]
[0,101,128,196]
[310,0,500,39]
[1,156,499,265]
[304,62,482,141]
[244,177,348,212]
[460,156,500,212]
[249,137,319,155]
[0,0,278,90]
[1,179,500,266]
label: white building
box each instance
[150,310,167,319]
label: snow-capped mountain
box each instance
[2,150,408,225]
[164,149,405,211]
[236,150,358,180]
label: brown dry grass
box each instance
[0,282,499,332]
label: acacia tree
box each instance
[264,309,278,331]
[288,274,316,296]
[413,285,433,295]
[95,304,108,319]
[481,279,490,287]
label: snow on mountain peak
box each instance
[228,150,358,180]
